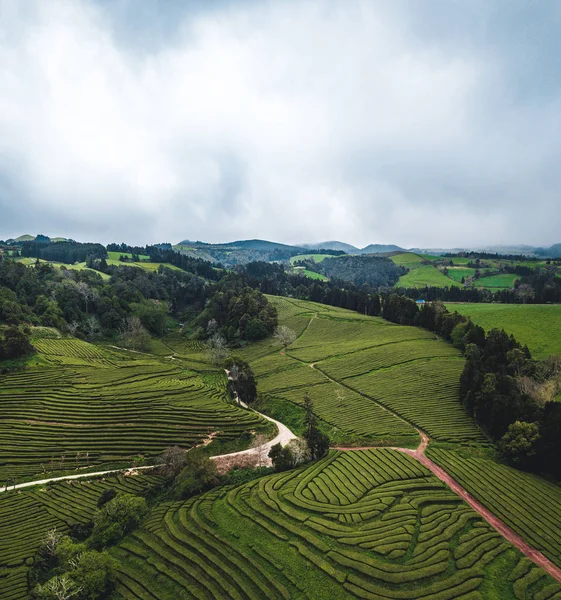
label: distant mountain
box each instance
[301,241,361,254]
[178,238,305,252]
[361,244,404,254]
[536,243,561,258]
[14,234,35,242]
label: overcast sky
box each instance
[1,0,560,248]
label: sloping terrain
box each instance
[112,449,560,599]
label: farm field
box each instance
[0,337,270,481]
[396,264,455,288]
[246,296,486,447]
[105,258,185,272]
[446,303,561,359]
[390,252,427,269]
[0,473,163,599]
[391,252,524,290]
[290,253,332,264]
[112,448,560,599]
[107,251,150,261]
[428,448,561,569]
[475,273,520,289]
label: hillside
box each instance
[0,337,271,481]
[446,303,561,359]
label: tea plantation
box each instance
[428,449,561,569]
[247,297,486,446]
[112,449,560,599]
[0,338,269,481]
[0,473,163,599]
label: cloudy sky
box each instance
[1,0,560,248]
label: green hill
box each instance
[446,303,561,359]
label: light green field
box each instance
[396,264,457,288]
[390,252,426,269]
[290,253,332,265]
[12,257,110,279]
[105,258,183,272]
[111,448,559,599]
[445,267,475,283]
[242,296,485,446]
[0,337,269,481]
[107,251,150,261]
[475,273,519,289]
[445,303,561,358]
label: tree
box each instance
[251,433,268,468]
[303,393,330,460]
[175,449,218,499]
[273,325,297,351]
[158,446,188,478]
[34,574,82,600]
[90,494,148,548]
[118,316,151,352]
[269,443,293,472]
[206,333,230,365]
[76,282,96,314]
[499,421,540,467]
[0,325,35,360]
[226,357,257,404]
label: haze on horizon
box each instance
[1,0,560,249]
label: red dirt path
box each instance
[334,432,561,584]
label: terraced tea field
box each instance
[0,473,162,599]
[0,338,269,481]
[445,303,561,359]
[112,449,560,599]
[248,297,485,446]
[428,449,561,568]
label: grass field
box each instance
[429,448,561,569]
[396,265,456,288]
[105,259,184,272]
[0,337,270,481]
[239,297,486,447]
[290,254,332,264]
[107,251,150,261]
[446,303,561,359]
[112,448,560,599]
[390,252,427,269]
[0,473,163,599]
[475,273,520,289]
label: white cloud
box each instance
[0,0,560,247]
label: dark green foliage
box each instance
[90,494,148,548]
[0,325,35,360]
[226,357,258,404]
[499,421,540,468]
[269,442,293,472]
[317,254,405,287]
[21,241,106,264]
[303,393,330,460]
[199,274,277,341]
[97,488,117,509]
[174,450,219,499]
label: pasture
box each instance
[396,265,456,288]
[290,254,332,264]
[112,448,560,599]
[245,296,485,446]
[0,338,270,481]
[445,303,561,359]
[0,473,163,599]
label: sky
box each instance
[1,0,560,249]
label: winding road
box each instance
[2,380,560,584]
